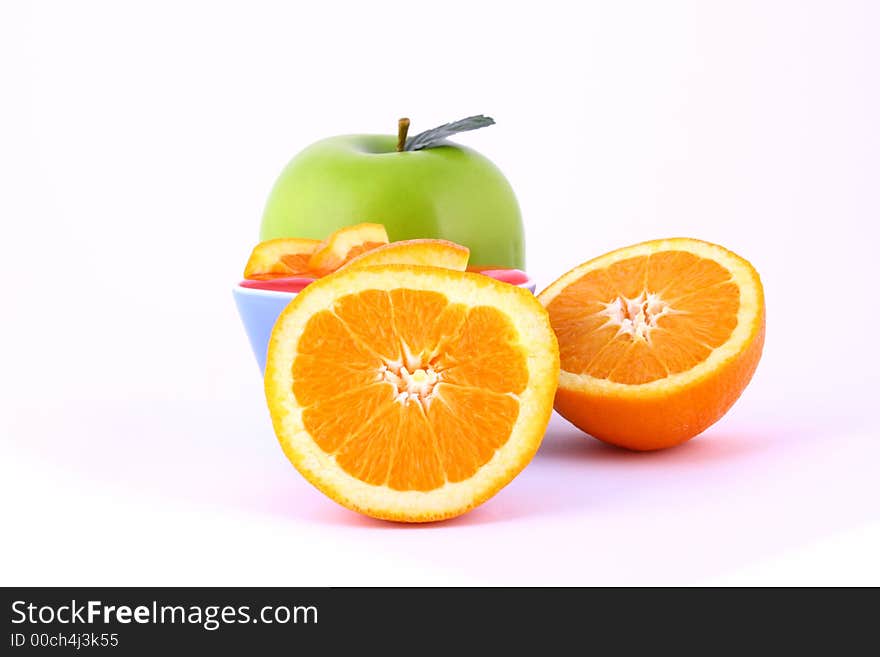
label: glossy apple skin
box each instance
[260,135,525,269]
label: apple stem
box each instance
[397,117,410,152]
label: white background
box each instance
[2,0,878,585]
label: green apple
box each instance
[259,131,525,269]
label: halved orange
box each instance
[339,239,470,272]
[538,238,765,451]
[264,265,559,522]
[307,223,389,275]
[243,238,321,279]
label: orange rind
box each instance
[538,237,765,450]
[307,223,389,275]
[243,238,321,279]
[339,238,470,272]
[265,265,559,522]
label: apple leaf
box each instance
[405,115,495,151]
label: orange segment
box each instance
[442,305,528,362]
[434,306,530,394]
[307,223,389,275]
[439,349,528,394]
[291,310,383,406]
[292,353,384,407]
[339,239,470,272]
[607,339,668,384]
[386,403,445,492]
[428,384,520,482]
[294,309,379,362]
[301,383,394,453]
[243,238,321,279]
[538,238,765,451]
[334,402,402,486]
[302,383,394,454]
[264,265,559,522]
[332,289,401,362]
[604,256,648,298]
[646,328,712,375]
[389,289,451,359]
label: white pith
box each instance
[599,291,676,341]
[380,362,442,406]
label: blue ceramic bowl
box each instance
[233,286,298,372]
[234,274,537,373]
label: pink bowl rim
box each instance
[233,273,536,298]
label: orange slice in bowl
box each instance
[339,239,470,272]
[264,265,559,522]
[243,238,321,279]
[307,223,389,275]
[538,238,765,451]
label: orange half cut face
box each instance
[538,237,765,450]
[264,265,560,522]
